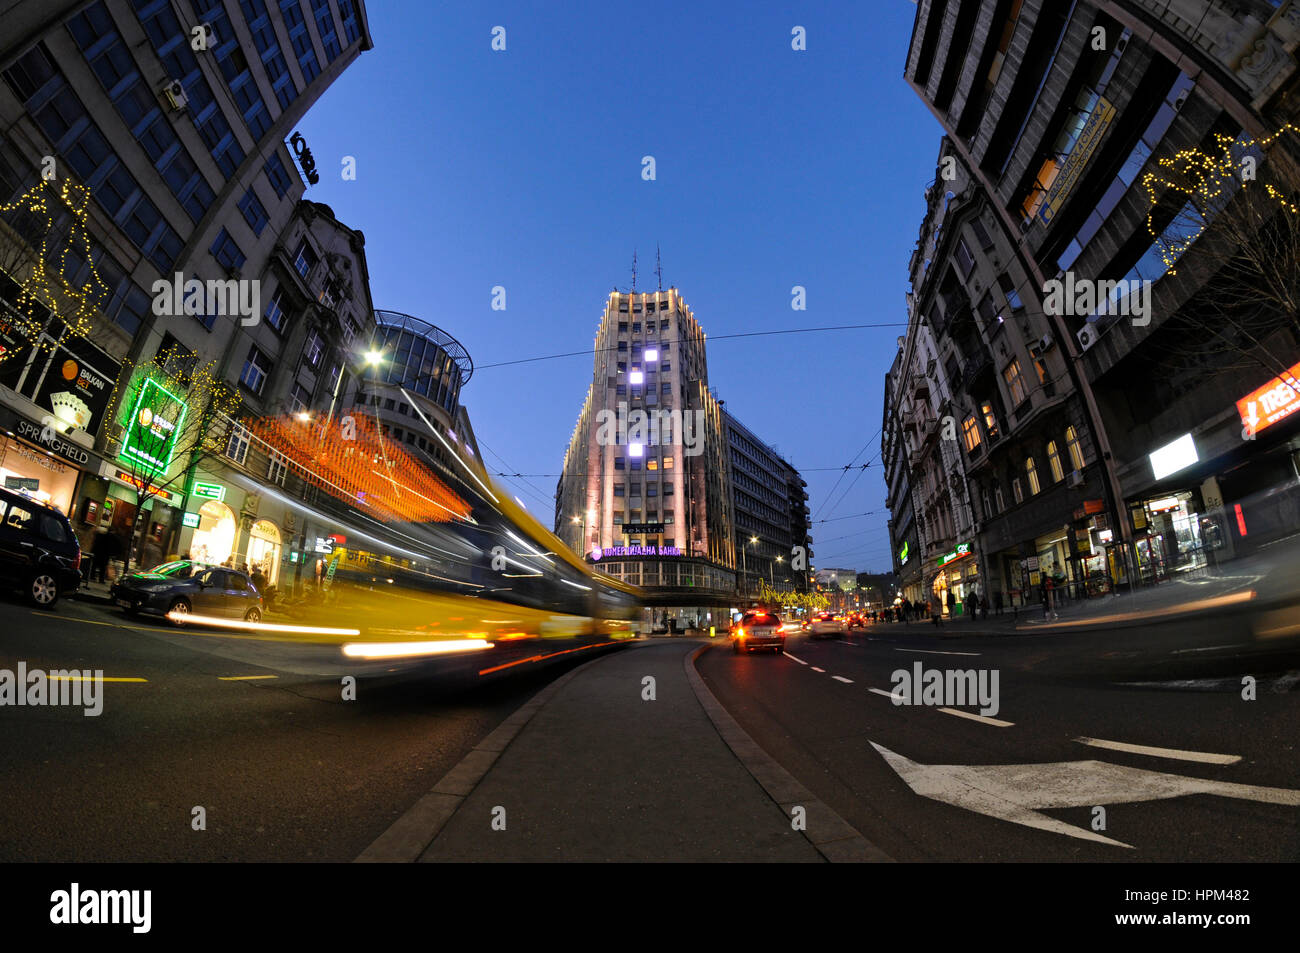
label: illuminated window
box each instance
[1026,457,1040,495]
[981,401,999,438]
[647,458,658,470]
[663,456,674,469]
[962,415,981,452]
[1003,359,1027,406]
[1047,441,1064,482]
[1066,426,1085,470]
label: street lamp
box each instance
[774,554,784,587]
[742,535,758,596]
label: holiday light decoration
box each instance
[1141,123,1300,275]
[245,411,472,524]
[0,179,107,363]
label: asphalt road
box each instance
[0,595,617,862]
[698,614,1300,861]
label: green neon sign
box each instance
[182,512,201,528]
[937,542,972,568]
[118,377,187,476]
[193,482,225,502]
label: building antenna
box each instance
[631,248,638,293]
[655,244,663,292]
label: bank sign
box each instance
[937,542,972,568]
[590,545,682,559]
[118,377,187,474]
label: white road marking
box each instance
[1073,736,1240,765]
[832,675,854,683]
[871,742,1300,848]
[783,652,808,665]
[869,688,903,700]
[895,648,981,657]
[810,666,825,673]
[937,707,1014,727]
[1170,644,1239,654]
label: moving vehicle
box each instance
[731,609,785,654]
[846,613,866,629]
[0,487,80,609]
[809,611,844,638]
[113,566,263,624]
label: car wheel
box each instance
[167,597,192,626]
[243,606,262,623]
[28,572,59,609]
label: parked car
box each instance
[110,560,206,605]
[731,610,785,654]
[0,487,80,609]
[809,611,844,638]
[113,566,263,625]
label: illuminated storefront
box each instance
[932,542,977,616]
[0,433,77,513]
[247,519,282,584]
[189,499,236,566]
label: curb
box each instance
[353,642,627,862]
[683,644,894,863]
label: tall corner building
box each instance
[557,286,812,631]
[557,287,736,630]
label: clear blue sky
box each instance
[296,0,941,574]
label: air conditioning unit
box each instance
[1076,324,1099,352]
[1067,469,1085,488]
[162,79,188,111]
[1173,87,1190,112]
[1038,333,1054,354]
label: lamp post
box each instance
[774,555,783,587]
[743,535,758,598]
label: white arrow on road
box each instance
[871,742,1300,848]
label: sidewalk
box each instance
[863,537,1300,639]
[357,640,888,863]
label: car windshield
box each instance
[145,561,193,576]
[742,612,781,626]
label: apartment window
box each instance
[663,456,674,469]
[661,381,671,395]
[646,459,658,471]
[981,401,999,439]
[614,456,625,470]
[661,362,670,372]
[210,228,245,271]
[1026,457,1041,496]
[614,484,625,497]
[632,322,641,332]
[618,322,627,332]
[1003,359,1027,407]
[240,346,271,394]
[225,423,250,465]
[970,217,995,250]
[993,483,1004,512]
[616,384,626,396]
[954,237,976,278]
[647,485,658,497]
[1047,441,1064,483]
[962,415,981,452]
[982,490,992,519]
[268,451,288,486]
[304,330,323,368]
[264,288,287,331]
[613,515,624,525]
[631,458,642,470]
[238,187,269,236]
[664,484,674,496]
[264,152,294,199]
[289,381,311,414]
[617,341,627,352]
[1066,426,1085,471]
[664,511,674,523]
[293,237,318,277]
[999,275,1022,311]
[1012,477,1024,505]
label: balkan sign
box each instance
[1237,361,1300,438]
[119,377,187,474]
[937,542,972,568]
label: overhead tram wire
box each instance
[475,323,909,370]
[811,425,881,522]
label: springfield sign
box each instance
[590,545,682,559]
[119,377,187,474]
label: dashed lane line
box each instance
[832,675,854,684]
[217,675,279,681]
[894,648,981,657]
[810,666,825,673]
[1073,736,1241,765]
[936,707,1014,728]
[783,652,808,665]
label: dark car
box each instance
[0,487,81,609]
[731,610,784,654]
[113,566,263,625]
[110,559,205,606]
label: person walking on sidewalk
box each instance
[1043,576,1059,621]
[930,599,941,626]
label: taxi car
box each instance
[731,610,785,654]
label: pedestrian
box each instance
[250,563,268,594]
[993,590,1003,616]
[930,599,941,626]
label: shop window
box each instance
[1047,441,1064,482]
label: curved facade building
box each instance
[354,310,479,472]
